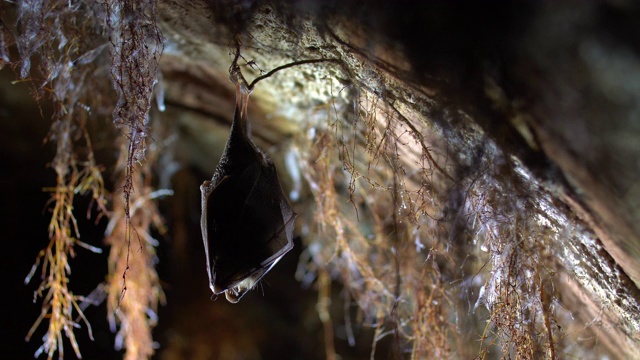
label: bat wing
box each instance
[202,159,296,302]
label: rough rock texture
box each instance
[4,1,640,359]
[154,1,640,359]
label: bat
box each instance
[200,83,296,303]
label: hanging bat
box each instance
[200,83,296,303]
